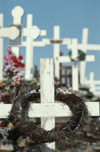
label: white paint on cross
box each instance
[71,39,79,91]
[80,28,88,85]
[0,58,99,152]
[53,26,60,80]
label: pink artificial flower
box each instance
[9,59,13,65]
[8,53,15,59]
[4,56,8,61]
[17,71,24,77]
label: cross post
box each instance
[71,39,79,91]
[40,58,55,151]
[53,26,60,79]
[11,6,24,57]
[80,28,88,85]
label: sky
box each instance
[0,0,100,80]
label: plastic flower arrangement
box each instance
[0,48,25,104]
[0,48,25,140]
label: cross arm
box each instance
[0,26,19,39]
[42,38,71,45]
[68,43,100,51]
[0,102,99,118]
[86,55,95,61]
[23,27,47,39]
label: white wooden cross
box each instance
[43,25,71,80]
[85,72,100,96]
[55,38,94,91]
[68,28,100,86]
[0,14,20,81]
[11,6,47,81]
[0,58,99,152]
[55,38,79,91]
[0,6,47,81]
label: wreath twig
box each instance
[9,86,87,144]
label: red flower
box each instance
[13,58,18,63]
[18,56,23,60]
[20,63,25,68]
[14,61,25,68]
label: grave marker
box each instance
[0,6,47,81]
[55,38,94,91]
[11,6,47,80]
[43,26,71,79]
[68,28,100,86]
[0,14,20,80]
